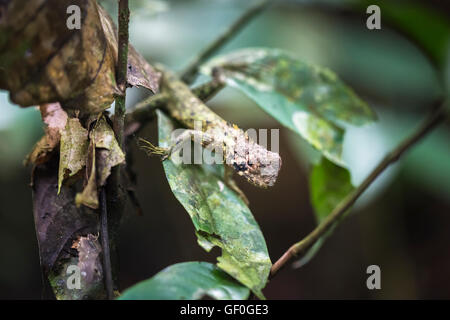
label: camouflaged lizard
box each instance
[141,67,282,193]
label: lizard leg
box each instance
[169,129,214,160]
[224,165,250,206]
[140,130,213,160]
[167,129,249,205]
[139,138,170,158]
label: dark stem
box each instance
[114,0,130,148]
[102,0,130,300]
[100,188,114,299]
[270,103,447,278]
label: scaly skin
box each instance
[150,67,282,188]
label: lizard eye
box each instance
[233,162,247,172]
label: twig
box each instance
[103,0,130,300]
[100,189,114,300]
[181,0,271,84]
[270,104,447,278]
[114,0,130,148]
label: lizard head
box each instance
[231,140,282,188]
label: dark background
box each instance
[0,0,449,299]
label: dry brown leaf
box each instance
[32,155,98,273]
[58,117,89,193]
[96,3,161,93]
[25,135,54,166]
[25,103,68,166]
[77,234,103,285]
[75,142,99,209]
[40,103,68,147]
[0,0,160,116]
[75,115,125,209]
[90,116,125,186]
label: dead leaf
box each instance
[127,45,161,92]
[75,142,99,209]
[32,155,98,273]
[33,155,106,299]
[25,135,54,166]
[97,4,161,93]
[71,237,80,250]
[0,0,115,114]
[75,115,125,209]
[90,115,125,186]
[40,103,68,147]
[77,234,103,284]
[58,117,89,193]
[25,103,68,166]
[0,0,160,115]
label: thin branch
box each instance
[103,0,130,300]
[114,0,130,148]
[181,0,271,84]
[270,104,447,278]
[100,189,113,300]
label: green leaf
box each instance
[310,157,354,222]
[291,110,344,165]
[201,48,376,165]
[294,157,355,268]
[156,110,271,299]
[58,118,89,193]
[119,262,250,300]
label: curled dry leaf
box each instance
[75,142,99,209]
[0,0,160,115]
[96,4,161,93]
[25,135,55,166]
[58,117,89,193]
[76,115,125,209]
[77,234,103,285]
[90,116,126,186]
[29,109,124,204]
[0,0,117,114]
[26,103,68,165]
[40,103,68,147]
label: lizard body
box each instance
[146,67,282,188]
